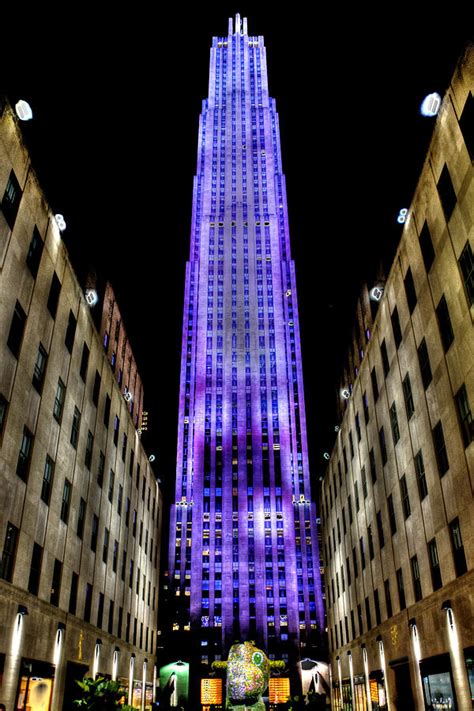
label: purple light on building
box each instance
[169,14,324,663]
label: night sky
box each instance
[4,5,471,498]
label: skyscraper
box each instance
[168,14,324,667]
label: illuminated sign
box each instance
[201,678,222,704]
[370,679,379,702]
[269,678,290,703]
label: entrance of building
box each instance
[390,658,415,708]
[15,658,55,711]
[61,661,89,711]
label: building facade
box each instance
[0,100,162,711]
[321,47,474,709]
[168,14,324,676]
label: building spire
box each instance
[228,17,233,35]
[242,17,248,35]
[235,13,241,34]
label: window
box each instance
[60,478,72,523]
[113,540,118,573]
[70,406,81,449]
[84,431,93,469]
[92,371,101,406]
[26,227,44,278]
[368,525,375,560]
[436,295,454,352]
[391,307,402,348]
[69,572,79,615]
[384,578,393,618]
[359,537,366,570]
[455,383,473,447]
[404,267,417,314]
[113,416,119,446]
[79,343,90,381]
[103,395,111,428]
[41,455,54,504]
[355,412,361,442]
[0,522,18,582]
[97,451,105,487]
[418,221,435,273]
[400,475,411,519]
[371,367,379,402]
[117,485,123,516]
[7,300,27,358]
[84,583,93,623]
[437,164,457,220]
[50,559,62,607]
[374,589,381,626]
[432,421,449,476]
[396,567,406,610]
[428,538,442,591]
[417,338,432,389]
[0,394,8,436]
[458,241,474,307]
[381,338,390,377]
[32,343,48,393]
[362,467,367,499]
[369,448,377,483]
[97,593,104,629]
[77,498,86,539]
[414,450,428,500]
[379,427,387,465]
[411,555,422,602]
[390,402,400,444]
[108,600,114,635]
[387,494,397,535]
[122,433,127,462]
[108,470,115,503]
[91,514,99,552]
[402,373,415,420]
[365,597,372,630]
[47,272,62,318]
[449,517,467,577]
[65,310,77,354]
[376,510,384,548]
[1,170,22,228]
[103,528,109,564]
[28,542,43,596]
[17,426,33,482]
[53,378,66,422]
[352,547,358,578]
[459,91,474,159]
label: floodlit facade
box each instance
[0,99,162,711]
[168,14,324,673]
[321,46,474,709]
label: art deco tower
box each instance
[169,14,324,664]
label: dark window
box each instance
[50,559,62,607]
[91,514,99,552]
[400,475,411,519]
[387,494,397,535]
[129,449,135,478]
[365,597,372,630]
[374,589,381,626]
[65,310,77,354]
[47,272,61,318]
[458,241,474,306]
[432,421,449,476]
[117,606,123,638]
[77,497,86,539]
[348,495,353,524]
[396,567,406,610]
[455,383,473,447]
[346,556,351,586]
[376,510,384,548]
[26,227,44,277]
[357,604,363,635]
[122,433,127,462]
[449,517,467,577]
[79,343,90,381]
[349,430,355,459]
[359,537,366,570]
[371,367,379,401]
[368,525,375,560]
[28,542,43,596]
[428,538,442,591]
[381,339,390,377]
[108,470,115,503]
[69,571,79,615]
[419,221,435,273]
[390,402,400,444]
[363,391,369,424]
[459,91,474,159]
[411,555,422,602]
[129,559,134,588]
[70,406,81,449]
[369,447,377,483]
[1,170,22,228]
[417,338,432,389]
[104,395,111,428]
[125,498,130,527]
[113,540,118,573]
[41,455,54,505]
[108,600,114,635]
[133,510,137,537]
[404,267,417,314]
[437,164,457,220]
[60,478,71,523]
[121,551,127,582]
[436,295,454,351]
[92,371,101,406]
[0,522,19,582]
[103,528,109,564]
[379,426,387,465]
[53,378,65,422]
[355,412,361,442]
[355,481,360,512]
[32,343,48,393]
[16,426,33,482]
[7,300,27,358]
[84,431,93,469]
[113,415,120,446]
[384,578,393,618]
[117,484,123,516]
[97,592,104,629]
[0,393,8,435]
[84,583,93,623]
[391,307,403,348]
[402,373,415,420]
[97,451,105,487]
[352,546,358,578]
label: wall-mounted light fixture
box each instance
[18,605,28,616]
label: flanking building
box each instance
[0,99,162,710]
[321,45,474,709]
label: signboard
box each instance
[269,677,290,703]
[201,678,223,704]
[370,679,379,702]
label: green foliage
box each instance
[73,676,129,710]
[269,660,286,671]
[211,660,228,670]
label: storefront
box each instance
[352,674,367,711]
[15,658,55,711]
[368,670,387,710]
[420,654,456,710]
[464,647,474,703]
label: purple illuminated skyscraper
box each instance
[169,14,324,666]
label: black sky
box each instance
[5,4,472,496]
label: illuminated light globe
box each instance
[369,286,384,302]
[341,388,350,400]
[420,92,441,117]
[15,100,33,121]
[123,390,133,403]
[323,452,330,461]
[148,454,155,463]
[397,207,408,224]
[84,288,98,307]
[55,214,67,231]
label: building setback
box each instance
[321,46,474,709]
[0,100,162,710]
[168,14,324,675]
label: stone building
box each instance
[0,98,162,710]
[321,46,474,708]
